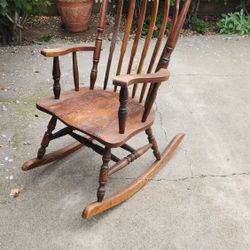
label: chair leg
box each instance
[97,146,111,202]
[37,116,57,159]
[146,127,161,160]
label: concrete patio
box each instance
[0,35,250,249]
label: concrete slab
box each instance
[0,35,250,250]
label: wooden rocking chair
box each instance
[22,0,191,219]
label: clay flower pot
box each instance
[56,0,93,32]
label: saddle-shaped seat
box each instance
[37,87,155,147]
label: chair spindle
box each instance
[126,0,147,75]
[139,0,170,103]
[114,0,136,92]
[118,87,128,134]
[52,57,61,99]
[103,0,123,90]
[132,0,159,98]
[72,52,79,91]
[90,0,109,90]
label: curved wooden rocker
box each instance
[83,133,185,219]
[22,141,83,171]
[22,0,191,219]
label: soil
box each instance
[22,15,116,45]
[20,15,216,46]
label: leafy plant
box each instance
[38,34,52,42]
[186,0,250,27]
[192,18,208,34]
[216,9,250,35]
[0,0,50,45]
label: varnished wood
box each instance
[83,133,185,219]
[97,147,111,202]
[118,87,128,134]
[116,0,136,76]
[140,0,170,103]
[41,45,95,57]
[103,0,123,90]
[68,131,120,162]
[120,143,135,153]
[132,0,159,98]
[108,143,151,176]
[172,0,181,31]
[113,68,169,88]
[169,0,191,49]
[36,87,155,147]
[157,0,191,71]
[22,0,191,220]
[51,127,72,140]
[90,0,109,89]
[114,0,136,92]
[37,116,57,159]
[127,0,147,74]
[146,127,161,160]
[141,0,191,122]
[22,142,83,171]
[72,52,79,91]
[147,0,170,74]
[52,57,61,99]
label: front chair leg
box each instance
[146,127,161,160]
[97,147,111,202]
[37,116,57,159]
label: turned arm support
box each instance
[113,68,170,88]
[113,69,170,134]
[41,45,95,99]
[41,44,95,57]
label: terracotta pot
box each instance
[56,0,93,32]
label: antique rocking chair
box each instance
[22,0,191,219]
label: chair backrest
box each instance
[90,0,191,102]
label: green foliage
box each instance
[0,0,50,44]
[0,0,49,15]
[170,0,175,6]
[38,34,52,42]
[216,9,250,35]
[0,0,8,15]
[192,18,208,34]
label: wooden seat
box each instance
[37,87,154,147]
[22,0,191,219]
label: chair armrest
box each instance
[113,68,170,88]
[41,44,96,57]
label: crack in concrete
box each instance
[183,148,194,177]
[110,172,250,183]
[155,102,168,140]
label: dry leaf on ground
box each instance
[10,188,20,198]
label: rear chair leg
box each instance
[37,116,57,159]
[146,127,161,160]
[97,147,111,202]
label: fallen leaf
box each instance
[10,188,20,198]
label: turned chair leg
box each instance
[97,147,111,202]
[146,127,161,160]
[37,116,57,159]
